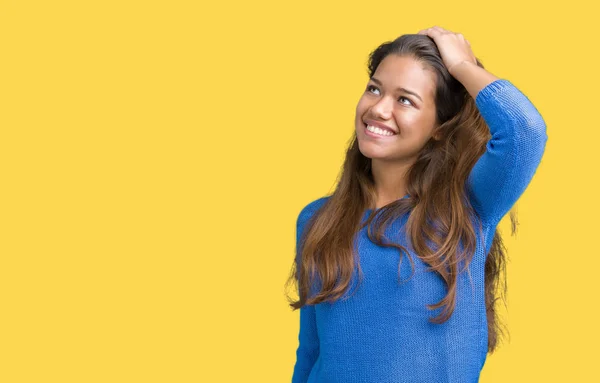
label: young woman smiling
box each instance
[287,26,548,383]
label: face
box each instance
[355,54,439,162]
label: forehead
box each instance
[372,55,436,101]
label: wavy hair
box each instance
[285,34,516,354]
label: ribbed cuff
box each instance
[474,79,512,108]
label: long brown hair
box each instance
[285,34,516,354]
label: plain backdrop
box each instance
[1,1,597,382]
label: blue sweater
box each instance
[292,79,548,383]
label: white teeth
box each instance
[366,124,395,136]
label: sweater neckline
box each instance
[365,193,410,213]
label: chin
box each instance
[356,139,386,160]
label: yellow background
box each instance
[1,0,597,382]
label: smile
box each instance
[364,123,397,138]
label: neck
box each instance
[371,158,413,208]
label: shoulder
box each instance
[297,195,331,228]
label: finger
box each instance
[433,25,450,34]
[424,27,442,36]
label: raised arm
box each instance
[417,27,549,225]
[465,77,548,225]
[291,197,328,382]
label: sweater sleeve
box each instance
[291,304,319,382]
[291,199,325,383]
[467,79,548,225]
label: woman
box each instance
[286,26,548,383]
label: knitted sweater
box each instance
[291,79,548,383]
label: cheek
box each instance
[393,113,417,133]
[395,112,431,134]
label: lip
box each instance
[363,119,398,134]
[364,125,397,139]
[363,120,398,138]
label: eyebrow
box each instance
[369,77,423,102]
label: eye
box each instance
[366,85,414,106]
[366,85,380,95]
[397,96,413,106]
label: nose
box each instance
[369,96,394,119]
